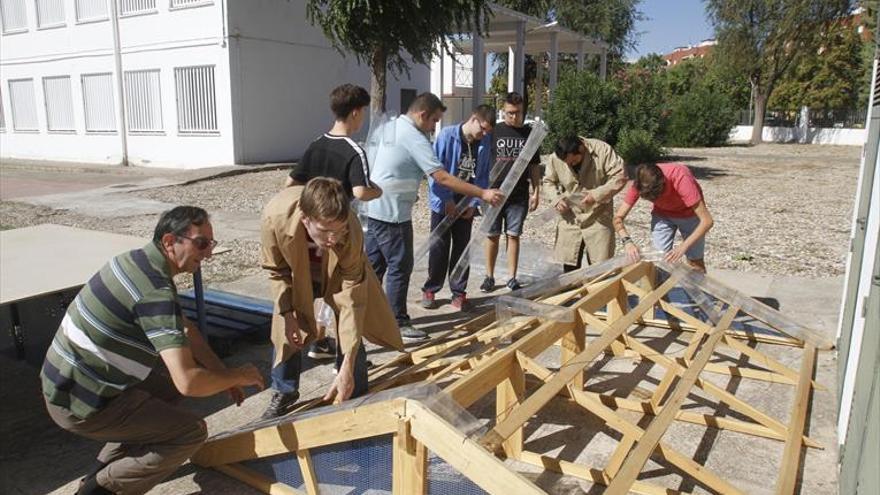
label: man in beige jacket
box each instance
[542,135,627,272]
[260,177,403,418]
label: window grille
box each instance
[124,69,162,132]
[1,92,6,131]
[9,79,39,131]
[76,0,107,22]
[454,54,473,89]
[174,65,217,133]
[1,0,28,32]
[43,76,75,131]
[118,0,155,16]
[170,0,209,8]
[36,0,65,28]
[81,73,116,132]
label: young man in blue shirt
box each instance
[366,93,504,342]
[420,105,495,311]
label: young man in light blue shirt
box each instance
[420,105,495,312]
[366,93,504,341]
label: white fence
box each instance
[730,125,866,146]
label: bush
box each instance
[616,128,667,166]
[665,87,737,147]
[614,67,668,141]
[543,70,620,151]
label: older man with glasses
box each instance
[41,206,265,495]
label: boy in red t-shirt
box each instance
[613,162,714,272]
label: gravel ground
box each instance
[0,143,861,280]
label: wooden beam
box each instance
[480,274,680,452]
[518,451,689,495]
[193,399,404,467]
[518,354,745,494]
[496,356,526,457]
[774,344,817,495]
[214,463,306,495]
[296,450,319,495]
[605,306,740,494]
[393,420,427,495]
[406,401,545,494]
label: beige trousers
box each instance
[44,371,207,495]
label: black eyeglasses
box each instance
[178,235,218,250]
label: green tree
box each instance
[306,0,490,113]
[543,70,620,150]
[770,21,863,111]
[706,0,850,143]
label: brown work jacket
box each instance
[260,186,403,366]
[541,137,626,265]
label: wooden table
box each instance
[0,224,221,358]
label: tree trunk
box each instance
[751,90,769,145]
[370,47,387,115]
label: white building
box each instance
[0,0,428,168]
[0,1,604,169]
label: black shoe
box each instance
[307,337,335,360]
[506,278,522,291]
[400,324,429,342]
[480,276,495,293]
[261,391,300,419]
[76,473,113,495]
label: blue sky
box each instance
[627,0,715,61]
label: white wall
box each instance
[730,125,866,146]
[226,0,430,164]
[0,1,235,168]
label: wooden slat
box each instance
[605,306,740,494]
[406,401,545,494]
[296,450,319,495]
[214,463,305,495]
[480,274,680,452]
[193,399,404,467]
[393,420,427,495]
[775,344,817,495]
[518,451,689,495]
[517,354,746,495]
[496,357,526,457]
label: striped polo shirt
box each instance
[40,242,188,419]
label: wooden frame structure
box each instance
[194,260,830,494]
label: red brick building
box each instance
[663,39,717,67]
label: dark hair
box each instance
[555,135,583,159]
[634,163,666,201]
[504,92,524,106]
[472,104,496,127]
[330,84,370,120]
[300,177,349,223]
[153,206,209,243]
[408,92,447,115]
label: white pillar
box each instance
[549,32,559,101]
[472,30,485,109]
[599,49,607,81]
[508,21,526,94]
[576,41,585,71]
[430,44,443,96]
[535,53,544,116]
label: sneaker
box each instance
[480,276,495,293]
[450,294,468,311]
[261,390,300,419]
[420,290,437,309]
[400,323,429,342]
[506,278,522,291]
[307,337,335,360]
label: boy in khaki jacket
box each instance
[542,135,627,271]
[260,178,403,418]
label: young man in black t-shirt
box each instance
[283,84,382,363]
[286,84,381,202]
[480,92,541,292]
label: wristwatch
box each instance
[619,236,633,246]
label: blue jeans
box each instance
[365,217,413,325]
[422,210,473,296]
[651,214,705,260]
[487,200,528,237]
[270,339,368,398]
